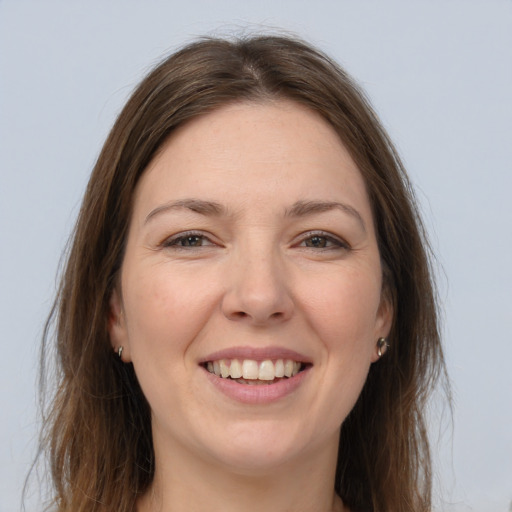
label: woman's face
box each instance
[109,100,392,473]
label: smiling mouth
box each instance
[202,358,308,385]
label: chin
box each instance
[199,419,319,473]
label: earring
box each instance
[377,337,389,357]
[117,346,124,360]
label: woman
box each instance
[39,35,447,512]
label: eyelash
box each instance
[296,231,350,251]
[161,230,349,252]
[161,231,215,249]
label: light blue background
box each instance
[1,1,511,511]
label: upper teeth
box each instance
[206,359,302,380]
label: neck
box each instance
[137,434,346,512]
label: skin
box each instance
[109,100,392,512]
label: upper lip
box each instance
[198,346,312,364]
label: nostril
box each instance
[232,310,284,321]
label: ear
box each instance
[370,294,393,363]
[108,288,131,362]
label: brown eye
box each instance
[163,232,215,249]
[300,233,348,250]
[178,235,204,247]
[304,236,329,248]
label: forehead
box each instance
[133,100,373,223]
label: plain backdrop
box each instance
[1,1,511,511]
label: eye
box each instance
[297,232,349,250]
[162,231,215,249]
[304,235,332,248]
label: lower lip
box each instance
[202,367,311,404]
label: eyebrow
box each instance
[145,199,226,224]
[144,198,366,232]
[285,200,366,232]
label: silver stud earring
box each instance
[117,346,124,360]
[377,337,389,357]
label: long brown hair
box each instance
[38,35,448,512]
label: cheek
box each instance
[120,264,223,427]
[299,266,380,403]
[291,267,382,438]
[121,263,219,362]
[298,265,383,347]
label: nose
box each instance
[221,245,294,326]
